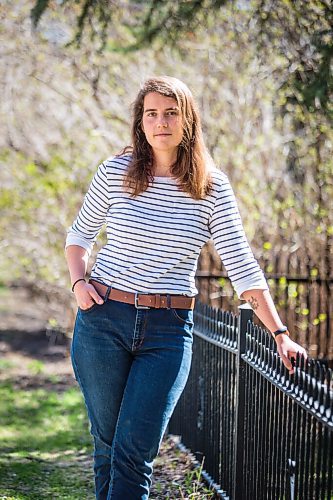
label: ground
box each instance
[0,287,214,499]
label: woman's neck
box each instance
[153,151,177,177]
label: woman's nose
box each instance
[157,117,168,128]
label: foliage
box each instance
[254,0,333,121]
[1,0,332,303]
[180,458,214,498]
[30,0,333,123]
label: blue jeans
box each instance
[71,297,193,499]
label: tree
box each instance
[30,0,333,122]
[1,0,332,333]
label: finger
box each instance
[80,299,95,310]
[289,351,300,374]
[280,352,293,373]
[287,360,294,374]
[294,349,307,359]
[288,352,297,363]
[295,349,309,368]
[288,350,308,371]
[87,284,104,305]
[277,345,294,373]
[300,349,308,360]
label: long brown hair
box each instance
[121,76,214,199]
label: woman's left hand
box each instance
[275,334,308,375]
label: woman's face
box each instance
[141,92,183,157]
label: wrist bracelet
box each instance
[273,326,289,338]
[71,278,86,293]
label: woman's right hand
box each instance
[74,281,104,310]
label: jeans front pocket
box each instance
[171,308,194,326]
[78,302,99,314]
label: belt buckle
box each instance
[135,292,150,309]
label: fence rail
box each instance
[169,302,333,500]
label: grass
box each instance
[0,379,215,499]
[0,380,94,499]
[0,359,16,370]
[180,459,214,498]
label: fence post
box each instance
[233,303,253,500]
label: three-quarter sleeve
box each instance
[65,162,110,255]
[208,175,268,298]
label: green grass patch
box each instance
[0,359,16,370]
[0,380,94,499]
[26,360,45,375]
[0,284,9,295]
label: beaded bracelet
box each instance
[71,278,86,293]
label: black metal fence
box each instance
[169,302,333,499]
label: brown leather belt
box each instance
[89,280,195,310]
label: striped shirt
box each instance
[66,154,268,298]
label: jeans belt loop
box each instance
[166,294,171,309]
[103,285,112,303]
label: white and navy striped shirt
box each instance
[66,154,268,298]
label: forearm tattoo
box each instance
[248,296,259,310]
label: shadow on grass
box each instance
[0,329,70,361]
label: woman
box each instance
[65,76,307,499]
